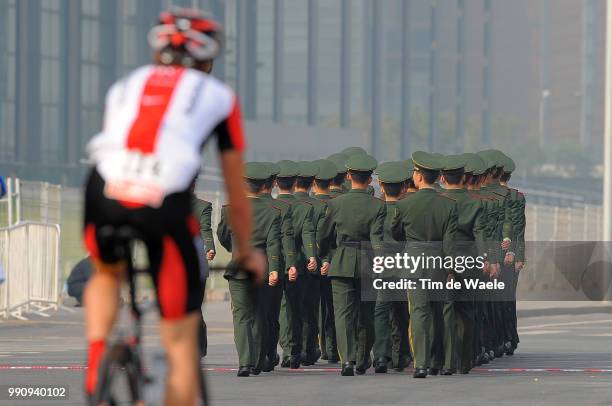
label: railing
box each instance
[0,222,61,320]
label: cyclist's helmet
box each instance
[148,8,223,67]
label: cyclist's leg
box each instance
[82,169,128,396]
[83,258,126,396]
[150,214,204,405]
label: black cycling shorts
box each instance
[83,169,203,320]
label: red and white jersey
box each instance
[87,64,245,207]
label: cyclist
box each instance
[82,8,265,405]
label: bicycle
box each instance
[89,226,209,406]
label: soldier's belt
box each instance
[338,241,362,248]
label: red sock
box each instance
[85,340,106,395]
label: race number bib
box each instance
[103,152,166,208]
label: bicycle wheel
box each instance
[91,342,144,406]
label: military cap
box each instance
[327,153,349,174]
[261,161,280,178]
[376,161,409,184]
[244,162,271,180]
[346,153,378,172]
[480,149,506,168]
[503,155,516,173]
[341,146,368,156]
[476,151,497,170]
[402,160,415,177]
[441,154,466,172]
[297,161,318,178]
[276,160,299,177]
[314,159,337,180]
[462,153,485,175]
[411,151,442,171]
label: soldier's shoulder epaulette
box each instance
[269,205,282,214]
[298,199,314,206]
[268,203,283,211]
[492,191,506,198]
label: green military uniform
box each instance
[499,154,525,354]
[192,197,216,254]
[439,155,490,374]
[276,160,317,368]
[259,162,296,370]
[294,161,328,364]
[478,150,512,358]
[372,162,411,373]
[392,151,458,378]
[465,153,499,364]
[313,159,340,362]
[216,163,282,376]
[318,154,386,376]
[191,196,215,357]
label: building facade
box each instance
[0,0,604,185]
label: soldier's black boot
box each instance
[262,356,274,372]
[273,353,280,367]
[341,362,354,376]
[281,355,290,368]
[237,366,250,377]
[355,355,372,375]
[374,358,388,373]
[428,367,439,376]
[250,366,261,376]
[413,367,427,378]
[289,354,301,369]
[441,368,456,376]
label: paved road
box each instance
[1,301,611,406]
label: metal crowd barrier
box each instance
[0,222,61,320]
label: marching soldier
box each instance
[294,161,327,365]
[259,162,297,371]
[312,159,341,363]
[392,151,458,378]
[439,155,491,374]
[498,154,526,355]
[372,162,411,373]
[217,163,282,377]
[318,154,386,376]
[191,183,216,358]
[276,160,318,368]
[478,150,512,359]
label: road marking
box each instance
[1,365,612,374]
[519,319,612,330]
[518,330,568,335]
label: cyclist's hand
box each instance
[320,262,330,276]
[288,266,297,282]
[269,271,279,286]
[206,250,216,261]
[307,257,317,272]
[241,250,266,284]
[504,252,515,266]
